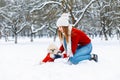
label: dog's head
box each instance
[47,43,59,54]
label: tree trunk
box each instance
[102,27,108,40]
[15,33,17,44]
[30,33,33,42]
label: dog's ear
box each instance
[47,43,58,51]
[48,43,57,49]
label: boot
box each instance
[90,54,98,62]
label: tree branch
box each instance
[73,0,96,27]
[30,1,62,13]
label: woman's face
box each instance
[58,26,63,33]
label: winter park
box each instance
[0,0,120,80]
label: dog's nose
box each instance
[52,50,54,52]
[50,49,56,52]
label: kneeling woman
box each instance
[56,13,98,64]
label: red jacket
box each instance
[42,53,67,63]
[42,53,54,62]
[59,27,91,55]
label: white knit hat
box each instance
[56,13,70,27]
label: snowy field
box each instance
[0,37,120,80]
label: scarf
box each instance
[63,26,73,57]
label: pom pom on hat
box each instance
[56,13,70,27]
[60,13,70,20]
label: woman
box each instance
[56,13,98,64]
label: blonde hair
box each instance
[57,26,69,43]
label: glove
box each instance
[56,50,63,56]
[50,53,62,59]
[57,50,62,54]
[50,50,64,59]
[54,54,62,59]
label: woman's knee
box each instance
[69,57,78,64]
[76,43,92,55]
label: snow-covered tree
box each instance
[97,0,120,40]
[0,1,29,43]
[0,0,119,43]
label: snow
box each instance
[0,37,120,80]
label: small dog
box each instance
[40,43,60,64]
[47,43,59,55]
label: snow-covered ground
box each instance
[0,37,120,80]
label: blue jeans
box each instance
[69,43,92,64]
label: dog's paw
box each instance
[40,61,45,65]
